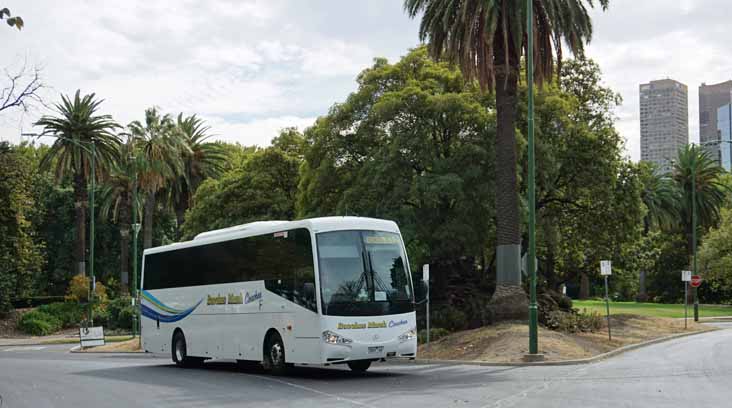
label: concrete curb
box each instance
[389,327,720,367]
[0,337,135,348]
[70,349,143,354]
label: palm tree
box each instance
[672,145,727,261]
[169,113,227,239]
[637,162,679,300]
[98,139,142,294]
[129,107,187,249]
[404,0,609,315]
[36,90,121,276]
[640,162,679,234]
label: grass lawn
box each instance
[573,300,732,318]
[40,335,136,345]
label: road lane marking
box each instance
[251,374,374,407]
[2,346,47,352]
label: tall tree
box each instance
[170,113,226,239]
[36,90,121,276]
[639,163,679,234]
[672,145,727,262]
[183,147,300,239]
[98,139,141,294]
[128,107,186,249]
[404,0,610,317]
[0,142,43,314]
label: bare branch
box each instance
[0,61,45,114]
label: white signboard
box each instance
[80,326,105,347]
[600,260,612,276]
[422,264,430,282]
[682,270,692,282]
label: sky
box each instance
[0,0,730,162]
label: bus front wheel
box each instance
[263,332,287,375]
[172,331,202,368]
[347,360,371,372]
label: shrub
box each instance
[17,317,55,336]
[37,302,84,328]
[430,305,468,332]
[64,275,108,304]
[11,296,66,308]
[17,310,62,335]
[106,296,134,330]
[544,310,604,333]
[418,328,450,344]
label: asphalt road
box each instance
[1,326,732,408]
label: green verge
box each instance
[573,300,732,318]
[39,335,136,345]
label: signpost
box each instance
[691,275,702,322]
[600,261,612,341]
[80,326,104,348]
[682,271,691,329]
[423,264,430,351]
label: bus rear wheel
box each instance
[263,332,287,375]
[347,360,371,372]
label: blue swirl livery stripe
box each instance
[141,290,203,323]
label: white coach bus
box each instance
[140,217,417,373]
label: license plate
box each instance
[368,346,383,354]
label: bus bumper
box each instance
[322,338,417,363]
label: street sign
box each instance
[600,260,612,276]
[80,326,104,347]
[691,275,702,288]
[422,264,429,282]
[682,270,692,282]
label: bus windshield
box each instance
[316,230,414,316]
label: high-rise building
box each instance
[699,81,732,163]
[718,103,732,171]
[639,79,689,171]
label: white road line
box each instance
[2,346,46,352]
[252,374,374,407]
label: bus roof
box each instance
[143,216,400,256]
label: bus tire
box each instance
[263,331,287,375]
[347,360,371,373]
[172,331,202,368]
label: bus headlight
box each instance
[398,327,417,342]
[322,330,353,345]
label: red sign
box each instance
[690,275,702,288]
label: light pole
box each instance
[526,0,539,356]
[24,132,97,324]
[130,154,142,345]
[691,150,697,323]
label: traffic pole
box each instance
[604,275,611,341]
[684,281,688,330]
[691,149,698,323]
[526,0,539,356]
[89,140,96,326]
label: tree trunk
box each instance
[72,172,87,276]
[119,190,131,295]
[143,191,155,249]
[487,25,527,321]
[175,204,186,241]
[493,31,522,287]
[579,273,590,299]
[637,270,647,302]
